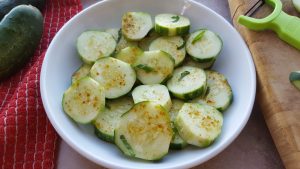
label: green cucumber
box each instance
[114,46,143,65]
[183,56,215,70]
[186,29,222,63]
[105,28,120,42]
[0,0,45,19]
[155,13,190,36]
[290,71,300,90]
[62,77,105,124]
[77,31,116,64]
[71,64,91,83]
[175,103,223,147]
[115,101,173,160]
[167,66,207,100]
[122,12,153,40]
[149,36,186,66]
[0,5,43,80]
[94,96,134,143]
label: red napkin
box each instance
[0,0,82,168]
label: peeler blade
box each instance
[245,0,265,17]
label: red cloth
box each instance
[0,0,82,168]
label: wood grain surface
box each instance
[228,0,300,168]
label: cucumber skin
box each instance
[289,71,300,90]
[170,141,188,150]
[0,5,43,80]
[171,84,206,101]
[0,0,45,19]
[94,126,114,143]
[155,24,190,36]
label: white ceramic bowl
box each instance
[40,0,256,168]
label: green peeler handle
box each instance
[238,0,300,50]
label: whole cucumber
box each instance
[0,0,45,19]
[0,5,43,80]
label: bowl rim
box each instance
[40,0,256,168]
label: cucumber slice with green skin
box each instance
[186,29,222,63]
[115,34,138,53]
[155,13,190,36]
[169,99,188,149]
[122,12,153,41]
[175,103,223,147]
[105,28,120,42]
[115,101,173,160]
[90,57,136,99]
[94,96,134,143]
[192,70,233,112]
[62,77,105,124]
[132,84,172,111]
[149,36,186,66]
[183,56,215,70]
[167,66,207,100]
[290,71,300,90]
[77,31,116,64]
[114,46,143,65]
[71,64,91,83]
[138,29,160,51]
[134,50,175,85]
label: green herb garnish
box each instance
[120,135,135,156]
[171,15,180,23]
[135,64,154,73]
[177,41,186,50]
[192,30,206,44]
[178,71,190,81]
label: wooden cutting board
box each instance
[227,0,300,168]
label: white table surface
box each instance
[56,1,284,169]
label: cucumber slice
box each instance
[149,36,186,66]
[115,46,143,65]
[167,66,207,100]
[122,12,153,41]
[138,29,160,50]
[71,64,91,83]
[105,28,121,42]
[155,13,190,36]
[290,71,300,90]
[90,57,136,99]
[192,70,233,112]
[186,29,222,63]
[134,50,175,85]
[175,103,223,147]
[94,96,134,143]
[132,84,172,111]
[115,34,138,53]
[293,0,300,12]
[77,31,116,64]
[169,99,187,149]
[115,101,173,160]
[62,77,105,124]
[183,56,215,70]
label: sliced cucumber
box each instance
[94,96,134,143]
[192,70,233,112]
[71,64,91,83]
[169,99,187,149]
[183,56,215,69]
[122,12,153,41]
[138,29,160,50]
[115,34,138,53]
[149,36,186,66]
[290,71,300,90]
[186,29,222,63]
[114,46,143,65]
[293,0,300,12]
[105,28,121,42]
[115,101,173,160]
[77,31,116,64]
[134,50,175,85]
[90,57,136,99]
[167,66,207,100]
[155,13,190,36]
[175,103,223,147]
[132,84,172,111]
[62,77,105,124]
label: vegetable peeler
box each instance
[238,0,300,50]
